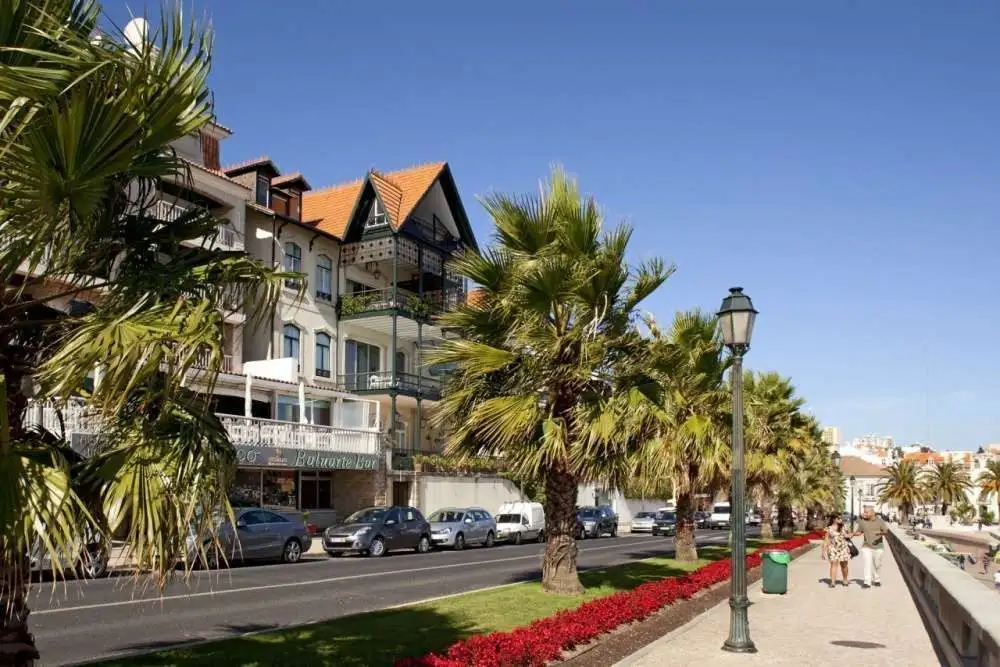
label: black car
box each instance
[694,511,710,528]
[651,510,678,537]
[323,506,432,557]
[575,506,618,539]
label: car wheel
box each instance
[485,531,495,548]
[513,531,522,545]
[282,539,302,564]
[454,533,465,551]
[79,548,108,579]
[367,537,386,558]
[536,530,545,543]
[611,524,618,538]
[415,535,431,554]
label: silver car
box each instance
[428,507,496,549]
[631,511,656,533]
[187,507,311,566]
[29,529,110,579]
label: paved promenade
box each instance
[617,537,942,666]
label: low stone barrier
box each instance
[889,526,1000,667]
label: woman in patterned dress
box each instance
[822,515,851,588]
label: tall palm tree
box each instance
[977,460,1000,522]
[924,460,972,515]
[631,310,730,561]
[0,4,287,661]
[429,167,670,594]
[778,437,841,531]
[878,460,930,524]
[742,372,808,538]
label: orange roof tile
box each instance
[467,288,486,308]
[302,162,447,239]
[839,456,889,477]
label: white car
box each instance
[709,503,732,530]
[495,502,545,544]
[631,512,656,533]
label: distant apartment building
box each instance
[821,426,841,447]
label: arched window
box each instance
[283,324,300,364]
[315,332,331,377]
[283,242,302,288]
[316,255,333,301]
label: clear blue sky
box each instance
[108,1,1000,449]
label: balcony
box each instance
[404,216,464,253]
[193,352,235,374]
[339,371,442,400]
[25,402,380,457]
[338,287,465,322]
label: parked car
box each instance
[709,503,732,530]
[187,507,312,566]
[428,507,496,549]
[694,511,711,528]
[29,527,110,579]
[746,511,761,526]
[575,506,618,539]
[495,502,545,544]
[631,511,656,533]
[651,510,678,537]
[323,506,431,557]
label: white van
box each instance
[496,501,545,544]
[709,503,732,530]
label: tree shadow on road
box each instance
[101,607,477,667]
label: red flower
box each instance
[396,531,822,667]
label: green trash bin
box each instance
[762,550,790,594]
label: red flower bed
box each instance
[397,531,821,667]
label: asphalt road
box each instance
[30,529,745,666]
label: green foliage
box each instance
[924,461,973,514]
[979,506,995,526]
[879,460,931,520]
[950,500,975,525]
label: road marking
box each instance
[34,536,701,615]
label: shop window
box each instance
[262,469,298,509]
[300,471,333,510]
[230,469,262,507]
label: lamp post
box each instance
[832,451,842,524]
[849,475,856,532]
[717,287,758,654]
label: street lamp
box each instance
[849,475,857,532]
[717,287,758,654]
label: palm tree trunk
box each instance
[0,562,37,667]
[758,491,774,539]
[777,503,794,537]
[541,465,583,595]
[675,489,697,562]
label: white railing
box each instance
[154,199,188,222]
[218,415,379,456]
[25,402,380,456]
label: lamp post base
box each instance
[721,596,757,653]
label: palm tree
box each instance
[631,310,730,561]
[0,4,287,661]
[429,167,670,594]
[977,460,1000,522]
[778,437,842,531]
[743,372,808,538]
[924,461,972,515]
[878,460,930,524]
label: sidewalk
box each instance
[617,538,941,666]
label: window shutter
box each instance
[201,132,220,170]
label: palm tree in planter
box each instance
[0,4,288,662]
[429,167,670,594]
[878,460,930,524]
[977,460,1000,523]
[924,460,973,516]
[631,310,729,562]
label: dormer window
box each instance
[272,191,289,217]
[255,174,271,207]
[365,198,387,229]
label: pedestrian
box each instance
[856,506,887,589]
[822,515,852,588]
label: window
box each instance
[300,471,333,510]
[277,395,299,422]
[385,508,402,524]
[289,194,301,220]
[262,470,297,509]
[306,399,331,426]
[404,508,420,522]
[344,339,380,390]
[229,469,262,507]
[316,256,333,301]
[365,198,387,229]
[315,332,331,377]
[257,510,288,524]
[283,242,302,288]
[255,174,271,207]
[394,418,408,450]
[271,191,289,216]
[282,324,300,365]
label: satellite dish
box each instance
[123,17,149,49]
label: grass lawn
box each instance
[104,540,779,667]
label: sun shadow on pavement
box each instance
[101,607,477,667]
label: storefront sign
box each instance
[235,445,379,471]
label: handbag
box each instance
[847,540,859,558]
